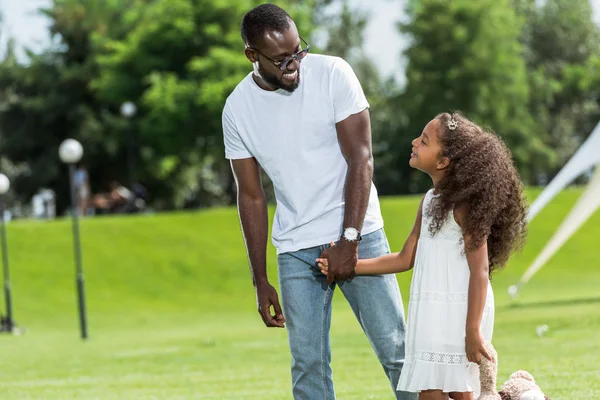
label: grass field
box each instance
[0,188,599,399]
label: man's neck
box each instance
[252,73,278,91]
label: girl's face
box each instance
[409,118,449,174]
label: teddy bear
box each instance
[477,341,502,400]
[498,370,550,400]
[477,341,551,400]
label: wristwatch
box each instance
[342,227,362,242]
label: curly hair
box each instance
[428,111,528,273]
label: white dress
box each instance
[397,190,495,395]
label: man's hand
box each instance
[465,328,491,364]
[255,281,285,328]
[318,240,358,284]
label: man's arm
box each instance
[231,158,268,286]
[231,158,284,328]
[337,109,373,232]
[320,109,373,284]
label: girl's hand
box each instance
[315,242,334,275]
[316,257,328,275]
[465,328,492,364]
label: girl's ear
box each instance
[436,156,450,170]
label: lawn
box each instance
[0,188,598,399]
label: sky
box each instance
[1,0,600,84]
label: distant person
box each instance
[108,181,133,209]
[222,4,414,399]
[91,181,132,213]
[318,112,528,400]
[73,163,90,216]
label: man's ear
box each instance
[245,48,257,63]
[436,156,450,171]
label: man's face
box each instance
[246,22,303,92]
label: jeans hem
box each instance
[321,284,334,400]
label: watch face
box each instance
[344,228,358,241]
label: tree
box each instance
[516,0,600,173]
[0,12,26,209]
[91,0,315,208]
[0,0,137,212]
[385,0,551,194]
[0,0,315,211]
[313,1,399,192]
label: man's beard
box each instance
[259,64,300,93]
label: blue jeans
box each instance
[278,228,416,400]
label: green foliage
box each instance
[0,0,599,209]
[517,0,600,170]
[384,0,551,194]
[91,0,315,208]
[0,0,138,212]
[316,1,399,190]
[0,0,313,210]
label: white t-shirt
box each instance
[222,54,384,254]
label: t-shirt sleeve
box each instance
[330,58,370,124]
[222,102,252,160]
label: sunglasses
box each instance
[251,36,311,71]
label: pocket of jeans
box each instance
[358,229,390,259]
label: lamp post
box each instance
[120,101,137,187]
[59,139,88,340]
[0,174,14,333]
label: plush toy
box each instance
[498,370,550,400]
[477,342,501,400]
[477,342,551,400]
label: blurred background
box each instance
[0,1,599,399]
[0,0,598,217]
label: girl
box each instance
[317,112,528,400]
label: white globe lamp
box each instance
[59,138,88,339]
[0,174,9,195]
[59,139,84,164]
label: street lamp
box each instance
[0,174,14,333]
[59,139,88,340]
[120,101,137,187]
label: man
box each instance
[222,4,415,400]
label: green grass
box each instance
[0,188,599,399]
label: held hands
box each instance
[315,244,332,275]
[255,280,286,328]
[315,241,358,284]
[465,328,492,364]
